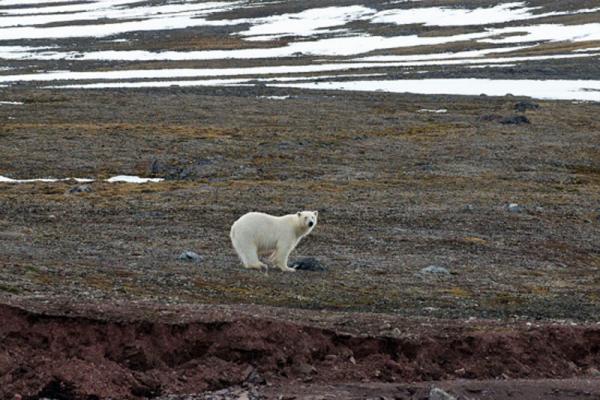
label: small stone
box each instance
[177,251,203,262]
[349,356,357,364]
[237,392,250,400]
[500,115,530,125]
[463,204,474,212]
[68,184,92,194]
[507,203,523,213]
[289,257,325,272]
[429,387,457,400]
[419,265,450,275]
[243,366,266,385]
[293,363,316,375]
[324,354,338,362]
[587,367,600,377]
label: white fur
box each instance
[230,211,318,272]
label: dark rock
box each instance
[289,257,325,272]
[514,101,540,112]
[500,115,530,125]
[293,362,316,375]
[68,184,92,194]
[149,158,166,175]
[244,367,266,385]
[177,251,203,262]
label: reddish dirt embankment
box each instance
[1,304,599,399]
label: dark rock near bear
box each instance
[177,251,203,262]
[289,257,325,272]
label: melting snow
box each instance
[106,175,164,183]
[1,52,597,84]
[369,2,600,27]
[418,109,447,113]
[269,79,600,101]
[0,175,163,183]
[235,6,374,40]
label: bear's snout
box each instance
[308,221,314,227]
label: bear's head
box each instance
[296,211,318,234]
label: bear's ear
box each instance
[314,211,318,216]
[297,212,301,217]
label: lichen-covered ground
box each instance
[1,86,599,323]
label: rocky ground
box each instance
[0,85,599,399]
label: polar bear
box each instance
[230,211,318,272]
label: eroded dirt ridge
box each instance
[1,304,599,399]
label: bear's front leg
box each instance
[274,243,296,272]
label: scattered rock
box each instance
[244,368,266,386]
[419,265,450,275]
[324,354,337,363]
[480,114,530,124]
[177,251,203,262]
[500,115,530,125]
[293,363,316,376]
[506,203,523,213]
[68,184,92,194]
[514,101,540,112]
[289,257,325,272]
[586,367,600,377]
[463,204,474,212]
[429,387,457,400]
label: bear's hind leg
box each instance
[243,248,267,271]
[233,237,267,271]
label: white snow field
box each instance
[0,0,599,100]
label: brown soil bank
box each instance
[1,303,599,400]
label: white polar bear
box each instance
[230,211,318,272]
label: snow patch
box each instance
[0,175,163,184]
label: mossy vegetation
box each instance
[0,87,598,320]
